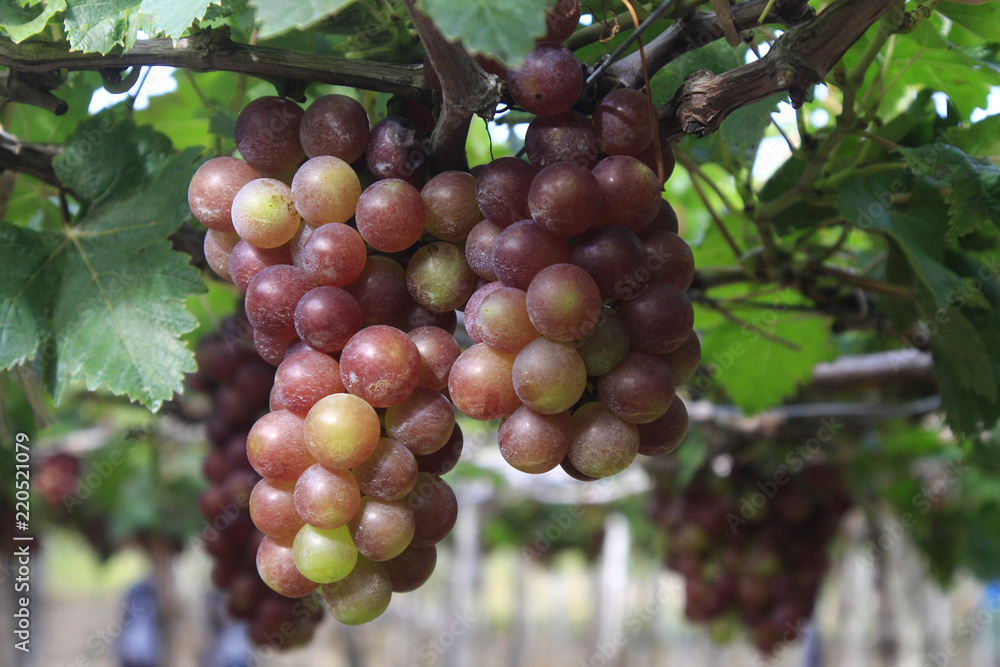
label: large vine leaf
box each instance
[902,143,1000,239]
[63,0,219,53]
[419,0,550,66]
[0,114,206,410]
[837,174,1000,433]
[0,0,67,43]
[248,0,355,39]
[699,311,835,414]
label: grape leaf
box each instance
[418,0,550,66]
[902,143,1000,238]
[64,0,143,54]
[0,0,67,43]
[937,2,1000,43]
[64,0,219,53]
[650,41,742,107]
[0,225,60,369]
[0,114,206,410]
[700,313,835,414]
[248,0,355,39]
[838,174,1000,433]
[136,0,219,41]
[721,94,781,166]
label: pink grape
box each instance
[408,326,461,391]
[245,265,315,339]
[618,281,694,354]
[290,156,361,226]
[304,393,381,469]
[293,286,363,354]
[492,219,572,291]
[188,156,261,232]
[498,407,570,474]
[204,229,240,281]
[300,94,370,163]
[476,286,540,353]
[383,388,456,456]
[525,263,602,341]
[597,351,676,424]
[231,178,302,249]
[229,239,293,292]
[257,535,319,597]
[321,558,392,625]
[351,437,419,501]
[339,326,420,407]
[475,157,535,228]
[506,42,583,116]
[294,463,361,529]
[355,178,426,252]
[448,343,520,420]
[567,402,639,478]
[271,347,346,417]
[344,255,412,328]
[637,397,688,456]
[234,96,305,175]
[422,171,483,241]
[348,497,415,561]
[465,219,502,282]
[511,337,587,414]
[247,410,316,483]
[406,242,478,313]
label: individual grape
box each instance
[321,558,392,624]
[271,347,346,416]
[290,221,316,267]
[567,402,639,477]
[408,326,461,391]
[542,0,581,43]
[303,393,381,469]
[339,326,421,407]
[257,535,321,597]
[204,229,240,281]
[344,255,412,327]
[413,423,463,475]
[570,225,645,301]
[560,456,598,482]
[254,329,297,367]
[250,479,304,540]
[294,464,361,529]
[422,171,483,241]
[618,281,694,354]
[292,524,358,584]
[636,136,677,185]
[648,199,680,234]
[189,157,262,232]
[593,88,656,156]
[406,242,478,313]
[511,337,587,414]
[524,110,598,169]
[229,239,294,292]
[492,219,572,291]
[462,281,504,344]
[448,343,521,421]
[597,351,676,424]
[592,155,663,233]
[661,330,701,385]
[300,94,370,163]
[234,96,305,175]
[527,161,602,237]
[293,287,363,354]
[498,407,570,474]
[476,287,540,353]
[380,544,437,592]
[290,156,361,226]
[465,219,502,282]
[231,178,302,249]
[475,157,535,228]
[351,437,419,501]
[396,302,458,334]
[574,309,630,376]
[348,497,415,561]
[383,388,456,456]
[526,263,602,341]
[637,397,687,456]
[355,178,426,252]
[506,42,583,116]
[247,410,316,483]
[365,115,426,185]
[407,473,458,548]
[641,229,695,291]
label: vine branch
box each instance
[0,29,429,102]
[657,0,902,141]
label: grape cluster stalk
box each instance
[652,461,852,653]
[189,0,698,626]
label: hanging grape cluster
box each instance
[653,461,852,654]
[188,0,698,626]
[190,318,324,647]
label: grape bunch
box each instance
[190,317,324,647]
[652,461,852,654]
[190,93,462,625]
[443,35,699,480]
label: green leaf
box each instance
[1,114,206,410]
[721,94,781,168]
[0,225,60,369]
[419,0,550,66]
[248,0,355,39]
[64,0,143,54]
[0,0,67,43]
[942,115,1000,157]
[701,313,835,414]
[902,143,1000,238]
[937,2,1000,43]
[136,0,218,41]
